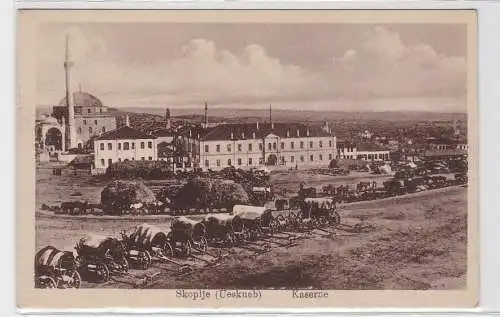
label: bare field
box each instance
[35,185,467,290]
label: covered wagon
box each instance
[34,246,81,289]
[75,234,129,282]
[233,205,278,240]
[301,197,341,227]
[121,223,174,270]
[169,216,207,257]
[203,213,245,246]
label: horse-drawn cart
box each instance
[75,234,129,282]
[203,214,245,246]
[301,197,341,228]
[233,205,279,240]
[168,216,208,257]
[34,246,81,289]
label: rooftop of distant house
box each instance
[94,126,157,141]
[356,142,390,152]
[426,136,467,145]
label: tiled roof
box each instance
[95,126,157,141]
[356,142,390,152]
[152,128,175,137]
[191,122,331,141]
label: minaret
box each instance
[204,101,208,128]
[269,104,272,124]
[453,118,460,137]
[125,114,130,127]
[165,108,171,129]
[64,34,76,150]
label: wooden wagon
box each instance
[34,246,81,289]
[301,197,341,228]
[75,234,129,282]
[233,205,278,240]
[203,213,245,246]
[168,216,208,257]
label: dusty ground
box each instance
[36,185,467,290]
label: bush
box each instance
[172,177,250,210]
[101,180,157,215]
[105,160,174,180]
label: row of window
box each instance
[358,153,390,160]
[78,126,106,134]
[204,153,335,167]
[205,140,334,153]
[82,119,100,126]
[99,156,153,167]
[99,141,153,151]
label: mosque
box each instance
[35,35,117,156]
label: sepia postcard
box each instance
[17,9,478,310]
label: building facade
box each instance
[93,125,158,174]
[180,122,337,171]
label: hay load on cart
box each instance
[121,223,174,270]
[75,234,129,282]
[169,216,207,257]
[34,246,81,289]
[233,205,278,239]
[302,197,341,226]
[203,213,245,246]
[101,180,157,215]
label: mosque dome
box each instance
[58,91,104,108]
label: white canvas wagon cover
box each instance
[35,246,74,268]
[304,197,335,208]
[233,205,269,220]
[79,234,112,249]
[129,223,170,246]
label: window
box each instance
[132,157,135,161]
[148,142,152,149]
[102,127,106,133]
[310,141,313,148]
[100,143,104,150]
[319,141,323,148]
[329,140,332,147]
[291,156,295,163]
[107,143,112,150]
[141,157,145,161]
[118,143,121,150]
[140,142,145,149]
[300,141,304,149]
[300,156,304,162]
[259,158,263,164]
[329,154,332,160]
[259,143,263,151]
[205,145,209,153]
[83,120,87,125]
[227,144,231,152]
[108,158,112,166]
[89,127,93,134]
[216,144,220,152]
[94,120,97,125]
[281,142,285,149]
[100,159,105,166]
[123,142,130,150]
[280,156,285,164]
[248,158,253,165]
[148,156,152,160]
[216,159,221,167]
[268,143,271,150]
[131,142,135,149]
[310,155,314,161]
[238,144,242,152]
[100,108,102,113]
[319,154,323,161]
[238,158,242,166]
[248,144,252,152]
[291,142,295,149]
[78,127,82,134]
[228,159,232,166]
[205,160,209,167]
[273,142,277,150]
[88,109,91,114]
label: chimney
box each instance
[242,132,245,139]
[197,133,200,139]
[204,102,208,128]
[307,128,310,137]
[297,129,300,137]
[256,122,259,130]
[252,132,256,139]
[165,108,171,129]
[189,129,192,138]
[125,115,130,127]
[271,122,274,129]
[286,129,290,137]
[230,131,234,139]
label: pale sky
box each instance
[36,23,468,112]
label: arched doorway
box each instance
[45,127,63,151]
[266,154,278,166]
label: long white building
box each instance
[179,122,337,171]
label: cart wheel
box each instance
[121,257,130,272]
[35,276,56,289]
[96,263,110,282]
[163,243,174,259]
[182,240,192,258]
[197,237,208,253]
[138,251,150,270]
[269,219,279,234]
[144,250,152,266]
[226,232,235,246]
[68,271,81,289]
[330,212,341,226]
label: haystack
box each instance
[101,180,156,215]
